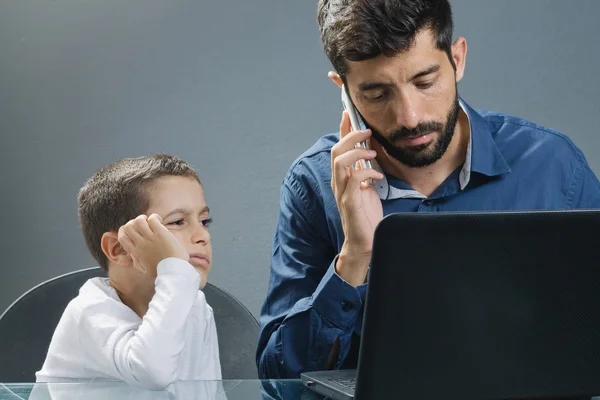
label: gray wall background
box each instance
[1,0,599,318]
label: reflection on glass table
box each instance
[0,380,325,400]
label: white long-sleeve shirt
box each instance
[35,258,222,390]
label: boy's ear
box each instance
[101,232,132,266]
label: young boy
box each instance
[35,154,222,390]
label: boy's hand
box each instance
[118,214,188,275]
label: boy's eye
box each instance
[201,218,213,228]
[168,219,185,226]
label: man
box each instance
[257,0,600,379]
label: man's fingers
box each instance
[339,111,351,139]
[332,129,372,162]
[332,148,376,193]
[332,148,377,195]
[334,148,377,174]
[331,130,373,180]
[341,167,384,207]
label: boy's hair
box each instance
[317,0,455,78]
[77,154,201,271]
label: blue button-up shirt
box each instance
[256,98,600,379]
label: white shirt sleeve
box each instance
[76,258,201,390]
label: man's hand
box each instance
[118,214,188,276]
[331,111,384,286]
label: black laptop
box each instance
[302,210,600,400]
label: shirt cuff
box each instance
[311,255,366,329]
[157,258,201,284]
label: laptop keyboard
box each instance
[331,377,356,390]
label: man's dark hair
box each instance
[317,0,455,77]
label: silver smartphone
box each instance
[341,85,372,170]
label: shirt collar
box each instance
[461,99,511,178]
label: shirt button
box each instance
[341,301,355,311]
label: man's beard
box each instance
[367,91,460,168]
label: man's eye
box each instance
[365,92,388,103]
[415,81,434,89]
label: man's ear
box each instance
[327,71,343,88]
[100,232,133,267]
[451,37,467,83]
